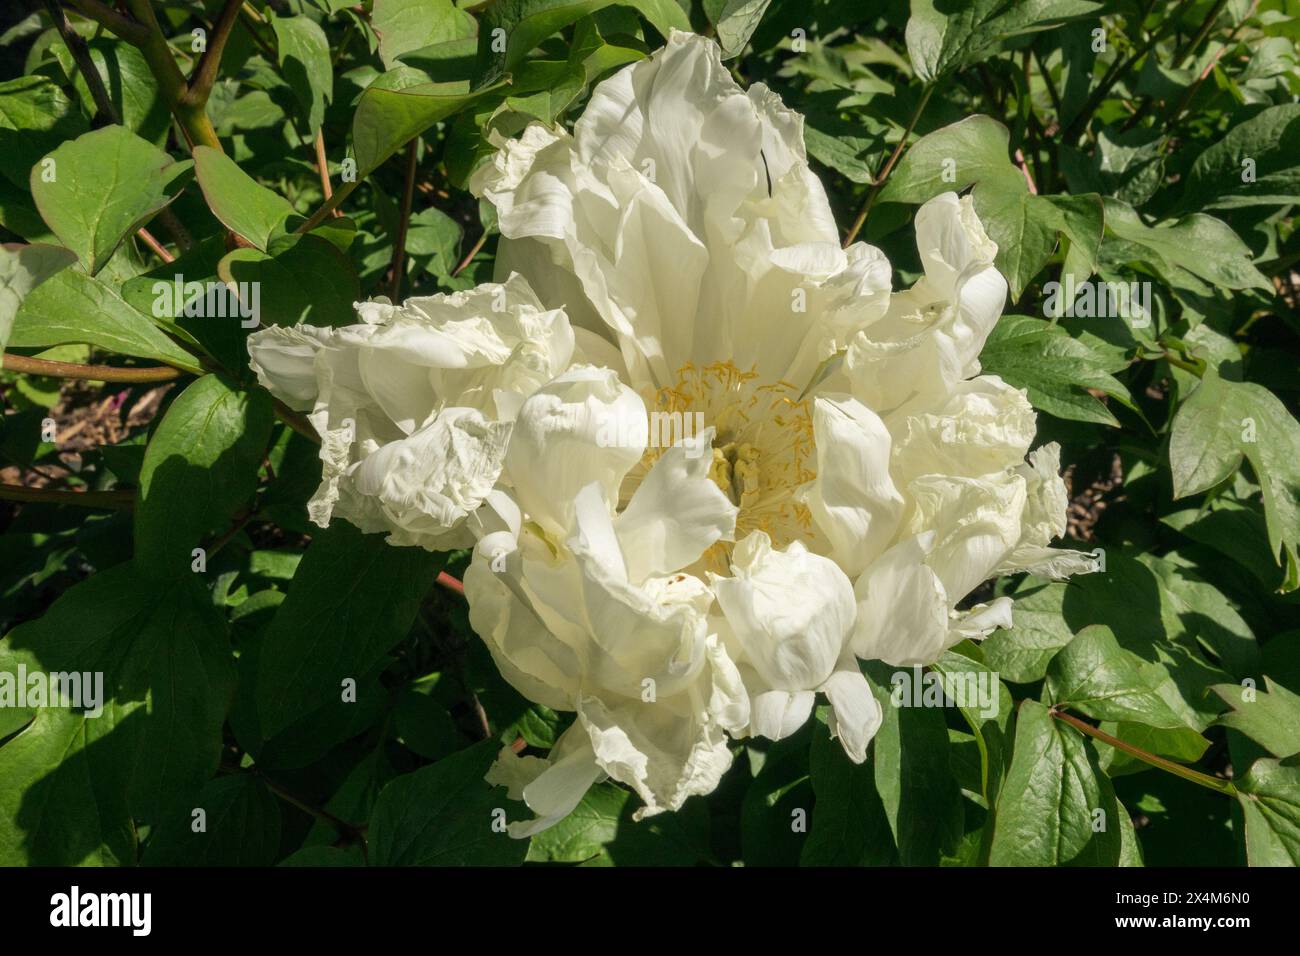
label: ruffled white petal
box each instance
[504,365,647,538]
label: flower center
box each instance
[624,361,817,571]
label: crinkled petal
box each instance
[906,473,1027,600]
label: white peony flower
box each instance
[247,274,575,548]
[253,30,1097,833]
[461,30,1095,832]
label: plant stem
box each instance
[65,0,148,44]
[1063,0,1191,141]
[296,179,358,233]
[0,483,134,510]
[184,0,243,109]
[136,226,174,263]
[1051,708,1236,796]
[313,128,341,216]
[843,84,933,248]
[452,229,488,277]
[271,397,319,443]
[1173,0,1230,68]
[252,771,367,853]
[2,352,184,382]
[121,0,222,151]
[1157,349,1205,376]
[1032,46,1063,121]
[388,140,419,300]
[45,0,119,121]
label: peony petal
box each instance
[801,395,904,576]
[487,724,606,838]
[577,690,734,818]
[850,532,951,666]
[905,473,1027,600]
[615,427,738,582]
[821,653,883,764]
[712,532,855,692]
[505,365,647,538]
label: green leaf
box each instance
[1046,625,1191,729]
[1162,498,1285,591]
[1103,198,1272,293]
[394,689,461,761]
[1235,756,1300,866]
[970,178,1058,301]
[0,75,88,191]
[193,146,296,251]
[369,740,528,865]
[218,234,359,328]
[271,13,333,134]
[1117,795,1144,866]
[142,775,281,866]
[280,845,364,865]
[865,662,963,864]
[740,724,815,866]
[135,374,274,577]
[10,266,202,370]
[29,126,191,276]
[119,235,248,374]
[971,184,1104,301]
[1212,679,1300,759]
[979,314,1133,425]
[1062,552,1230,731]
[474,1,616,89]
[803,112,887,185]
[707,0,773,59]
[1169,369,1300,591]
[52,38,169,145]
[525,779,712,865]
[878,114,1017,204]
[504,58,587,124]
[988,699,1122,865]
[1096,722,1210,778]
[255,522,443,737]
[524,782,625,864]
[1142,555,1259,679]
[630,0,692,37]
[981,580,1075,682]
[933,646,1013,805]
[906,0,1102,82]
[371,0,475,69]
[0,706,134,866]
[0,562,235,854]
[1180,103,1300,211]
[0,242,76,351]
[1060,126,1165,208]
[352,80,490,180]
[801,707,897,865]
